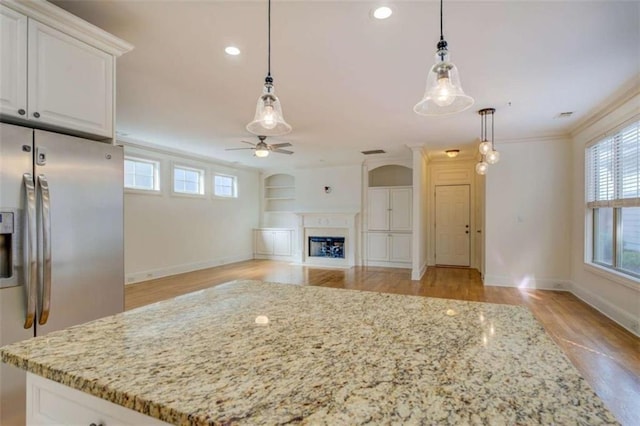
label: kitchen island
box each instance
[1,280,618,425]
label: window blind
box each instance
[587,120,640,208]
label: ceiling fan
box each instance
[225,135,293,157]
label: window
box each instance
[124,157,160,191]
[173,165,204,195]
[586,120,640,278]
[214,174,237,198]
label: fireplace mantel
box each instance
[295,212,358,267]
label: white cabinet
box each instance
[367,187,412,232]
[366,186,412,266]
[28,20,113,137]
[366,233,412,264]
[0,2,131,139]
[0,5,27,119]
[254,229,293,257]
[27,373,169,425]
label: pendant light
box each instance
[476,108,498,175]
[414,0,473,116]
[246,0,292,136]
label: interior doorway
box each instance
[435,185,470,266]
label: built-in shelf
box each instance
[264,174,295,212]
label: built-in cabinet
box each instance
[254,229,294,258]
[366,186,412,265]
[0,2,131,139]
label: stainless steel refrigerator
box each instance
[0,122,124,425]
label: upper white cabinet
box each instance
[367,187,412,232]
[0,5,27,118]
[0,1,132,139]
[28,20,113,136]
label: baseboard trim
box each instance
[412,262,427,281]
[125,254,254,285]
[570,281,640,337]
[483,275,572,291]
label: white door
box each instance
[367,188,389,231]
[435,185,470,266]
[389,233,412,262]
[390,188,412,231]
[28,20,113,137]
[0,5,27,119]
[367,233,389,261]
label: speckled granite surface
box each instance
[1,280,618,425]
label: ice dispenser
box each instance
[0,211,19,287]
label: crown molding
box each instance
[1,0,133,56]
[118,136,258,172]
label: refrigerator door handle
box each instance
[37,175,52,325]
[22,173,37,329]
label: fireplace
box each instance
[308,237,345,259]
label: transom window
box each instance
[214,174,237,198]
[173,165,204,195]
[124,157,160,191]
[586,120,640,279]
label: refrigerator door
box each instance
[33,129,124,334]
[0,123,35,426]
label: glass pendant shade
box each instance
[475,161,488,175]
[414,51,474,116]
[247,83,292,137]
[486,150,500,164]
[478,141,492,155]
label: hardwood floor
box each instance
[125,260,640,425]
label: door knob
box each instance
[18,109,26,115]
[465,230,469,234]
[33,112,40,118]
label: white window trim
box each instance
[124,156,161,194]
[171,163,206,198]
[584,119,640,283]
[213,173,238,199]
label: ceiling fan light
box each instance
[255,148,270,158]
[247,83,292,137]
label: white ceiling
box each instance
[52,0,639,169]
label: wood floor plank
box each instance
[125,260,640,425]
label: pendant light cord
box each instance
[267,0,271,78]
[440,0,443,41]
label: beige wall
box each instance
[123,145,260,283]
[484,136,572,289]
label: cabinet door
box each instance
[0,5,27,119]
[390,188,412,231]
[255,231,274,255]
[28,20,113,137]
[389,233,412,262]
[367,233,389,261]
[367,188,390,231]
[273,231,292,256]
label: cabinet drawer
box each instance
[27,374,169,426]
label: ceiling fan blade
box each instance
[269,142,292,148]
[241,141,256,146]
[225,147,255,151]
[273,149,294,155]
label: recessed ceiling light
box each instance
[373,6,393,20]
[225,46,241,56]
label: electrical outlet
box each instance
[146,273,153,278]
[553,282,564,290]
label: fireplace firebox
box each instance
[308,237,345,259]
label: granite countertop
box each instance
[1,280,618,425]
